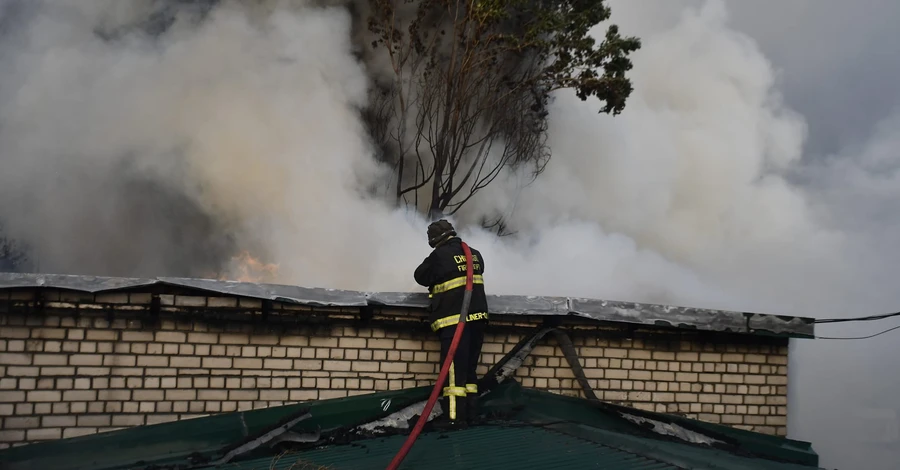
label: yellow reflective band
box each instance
[449,361,457,420]
[466,383,478,394]
[442,386,467,397]
[431,274,484,295]
[430,312,489,332]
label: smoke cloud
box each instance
[0,0,897,468]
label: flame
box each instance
[223,250,280,283]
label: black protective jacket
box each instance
[414,237,489,329]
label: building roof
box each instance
[0,272,815,338]
[0,380,821,470]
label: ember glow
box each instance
[225,251,280,284]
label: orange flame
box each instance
[224,251,280,283]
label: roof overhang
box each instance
[0,272,815,338]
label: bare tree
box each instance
[365,0,641,220]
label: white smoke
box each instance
[0,1,898,468]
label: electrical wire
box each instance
[816,324,900,340]
[813,310,900,324]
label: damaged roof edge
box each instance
[0,272,815,338]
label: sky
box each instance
[0,1,899,468]
[601,2,900,467]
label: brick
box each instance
[202,357,232,369]
[78,415,112,427]
[766,376,787,385]
[103,355,137,367]
[229,390,258,400]
[260,390,289,401]
[722,374,744,384]
[651,371,675,381]
[112,415,146,427]
[26,390,61,402]
[166,389,197,400]
[98,390,131,401]
[674,393,697,402]
[722,394,744,404]
[745,354,767,363]
[699,353,721,362]
[320,390,348,399]
[188,332,219,344]
[381,362,407,373]
[323,360,351,372]
[722,353,744,362]
[6,366,38,376]
[651,351,675,360]
[698,373,721,383]
[63,390,97,401]
[280,336,309,347]
[42,415,77,427]
[766,415,787,426]
[0,353,32,365]
[133,390,164,400]
[121,331,154,342]
[766,395,788,405]
[290,390,319,401]
[676,352,699,362]
[5,416,40,429]
[199,390,228,400]
[604,348,627,358]
[395,340,422,350]
[767,355,788,365]
[309,337,338,348]
[219,333,249,344]
[77,367,111,376]
[85,330,118,341]
[676,372,698,382]
[134,356,168,367]
[170,357,202,368]
[233,358,262,369]
[264,359,292,370]
[69,354,103,366]
[0,430,25,441]
[409,363,436,374]
[27,428,62,440]
[1,327,28,339]
[652,392,675,402]
[722,415,743,424]
[156,331,186,343]
[368,339,395,349]
[351,362,379,372]
[628,370,651,380]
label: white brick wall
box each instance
[0,288,790,448]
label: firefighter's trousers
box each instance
[436,317,486,423]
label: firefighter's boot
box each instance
[433,396,467,430]
[466,395,479,425]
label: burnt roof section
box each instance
[0,272,815,338]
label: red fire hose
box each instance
[385,241,475,470]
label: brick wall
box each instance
[0,288,790,448]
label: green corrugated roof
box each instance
[0,380,821,470]
[231,425,679,470]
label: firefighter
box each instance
[414,219,488,429]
